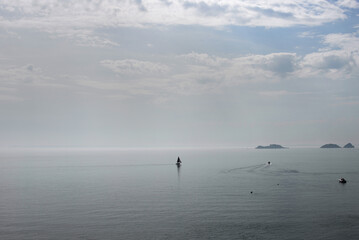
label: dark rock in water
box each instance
[343,143,354,148]
[320,143,341,148]
[256,144,286,149]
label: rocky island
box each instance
[343,143,354,148]
[256,144,286,149]
[320,143,341,148]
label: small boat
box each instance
[176,156,182,166]
[339,178,347,184]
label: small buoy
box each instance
[268,161,271,165]
[250,191,253,194]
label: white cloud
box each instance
[223,53,298,84]
[299,32,359,79]
[101,59,170,76]
[258,90,313,97]
[298,31,318,39]
[0,64,46,84]
[302,50,354,69]
[249,53,298,75]
[323,32,359,52]
[1,30,357,102]
[0,64,69,90]
[94,52,301,100]
[337,0,359,8]
[46,28,120,48]
[93,33,359,100]
[179,52,229,67]
[0,1,356,47]
[0,0,356,32]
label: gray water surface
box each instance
[1,148,358,239]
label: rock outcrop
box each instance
[256,144,286,149]
[343,143,354,148]
[320,144,341,148]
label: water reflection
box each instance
[177,163,181,182]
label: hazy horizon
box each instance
[0,142,356,151]
[1,1,359,148]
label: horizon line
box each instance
[0,144,349,151]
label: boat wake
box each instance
[225,163,268,173]
[226,164,358,176]
[225,163,301,176]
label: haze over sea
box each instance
[1,147,358,240]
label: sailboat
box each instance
[176,156,182,166]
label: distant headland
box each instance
[320,143,355,148]
[343,143,354,148]
[320,144,341,148]
[256,144,286,149]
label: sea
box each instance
[0,147,358,240]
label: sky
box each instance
[0,0,359,148]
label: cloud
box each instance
[302,51,353,69]
[93,31,359,100]
[227,53,298,82]
[133,0,147,12]
[258,90,313,97]
[0,64,45,84]
[179,52,229,67]
[1,30,357,103]
[101,59,170,76]
[182,1,229,17]
[46,28,120,48]
[0,1,356,47]
[322,32,359,51]
[0,0,356,31]
[159,0,173,6]
[94,52,301,100]
[255,53,297,75]
[0,64,68,89]
[337,0,359,8]
[299,32,359,79]
[298,31,318,39]
[321,55,351,69]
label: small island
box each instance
[320,143,341,148]
[256,144,286,149]
[343,143,354,148]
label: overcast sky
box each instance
[0,0,359,148]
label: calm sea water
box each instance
[0,148,358,240]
